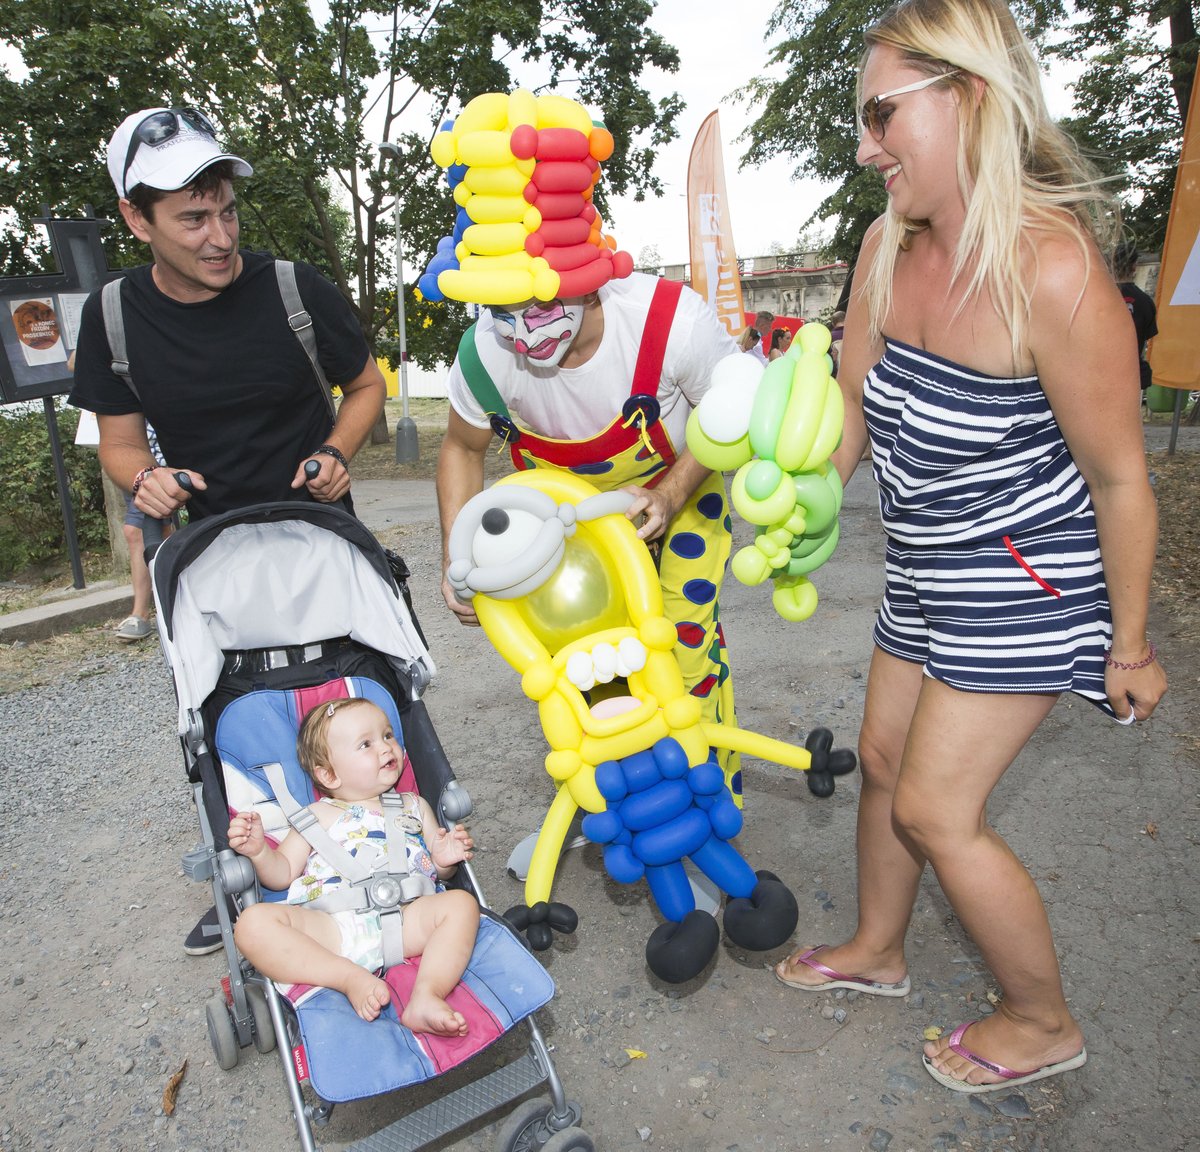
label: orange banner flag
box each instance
[687,111,746,338]
[1149,73,1200,390]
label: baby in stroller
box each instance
[229,697,479,1034]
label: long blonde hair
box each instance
[858,0,1119,361]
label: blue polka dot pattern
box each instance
[571,461,614,476]
[668,532,706,560]
[683,578,716,606]
[696,492,724,520]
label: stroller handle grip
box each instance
[141,472,193,560]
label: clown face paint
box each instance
[490,298,584,366]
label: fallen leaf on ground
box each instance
[1143,822,1158,840]
[624,1049,647,1059]
[162,1058,188,1115]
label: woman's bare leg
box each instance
[777,647,925,987]
[898,678,1084,1086]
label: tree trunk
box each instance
[369,411,390,445]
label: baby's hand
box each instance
[431,823,473,867]
[228,811,264,856]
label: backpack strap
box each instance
[101,278,139,403]
[275,259,337,420]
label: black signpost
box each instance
[1,210,117,589]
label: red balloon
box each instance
[531,191,589,220]
[558,262,613,297]
[536,217,592,246]
[510,124,538,160]
[534,127,590,161]
[530,160,594,194]
[542,240,605,272]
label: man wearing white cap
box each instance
[70,106,385,523]
[69,107,386,955]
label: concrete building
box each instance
[659,250,850,323]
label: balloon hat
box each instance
[419,89,635,306]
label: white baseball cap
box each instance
[107,107,253,199]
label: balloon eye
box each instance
[481,508,509,535]
[471,506,545,568]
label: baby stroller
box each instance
[147,500,593,1152]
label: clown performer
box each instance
[425,91,745,863]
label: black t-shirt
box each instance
[70,250,371,519]
[1118,280,1158,389]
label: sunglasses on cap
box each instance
[121,107,219,197]
[859,71,960,141]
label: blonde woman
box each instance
[773,0,1166,1093]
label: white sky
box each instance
[603,0,1082,265]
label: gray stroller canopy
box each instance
[150,503,435,735]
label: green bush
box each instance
[0,404,107,578]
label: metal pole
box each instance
[378,142,419,463]
[44,397,86,588]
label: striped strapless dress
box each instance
[862,339,1116,715]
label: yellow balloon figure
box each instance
[447,470,855,981]
[686,322,845,621]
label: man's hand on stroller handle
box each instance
[133,466,204,517]
[293,451,350,503]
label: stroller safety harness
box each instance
[262,761,436,967]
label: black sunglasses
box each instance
[859,72,960,141]
[121,108,219,196]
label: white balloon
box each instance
[471,507,544,567]
[697,380,755,443]
[566,650,595,691]
[591,641,618,683]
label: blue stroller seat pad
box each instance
[293,912,555,1101]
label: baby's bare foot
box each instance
[343,968,391,1022]
[401,989,468,1037]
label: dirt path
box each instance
[0,429,1196,1152]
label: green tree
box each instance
[740,1,1195,263]
[0,0,683,367]
[1048,1,1197,251]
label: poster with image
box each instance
[9,296,67,367]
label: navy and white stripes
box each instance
[864,340,1091,546]
[864,340,1115,714]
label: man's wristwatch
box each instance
[314,444,349,472]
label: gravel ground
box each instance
[0,426,1197,1152]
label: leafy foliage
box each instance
[1047,0,1198,251]
[740,0,1194,261]
[0,406,106,579]
[0,0,683,367]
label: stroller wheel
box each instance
[495,1097,583,1152]
[247,985,277,1055]
[541,1128,595,1152]
[206,994,239,1071]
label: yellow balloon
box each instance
[515,534,628,652]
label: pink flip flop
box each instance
[922,1021,1088,1094]
[773,945,911,997]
